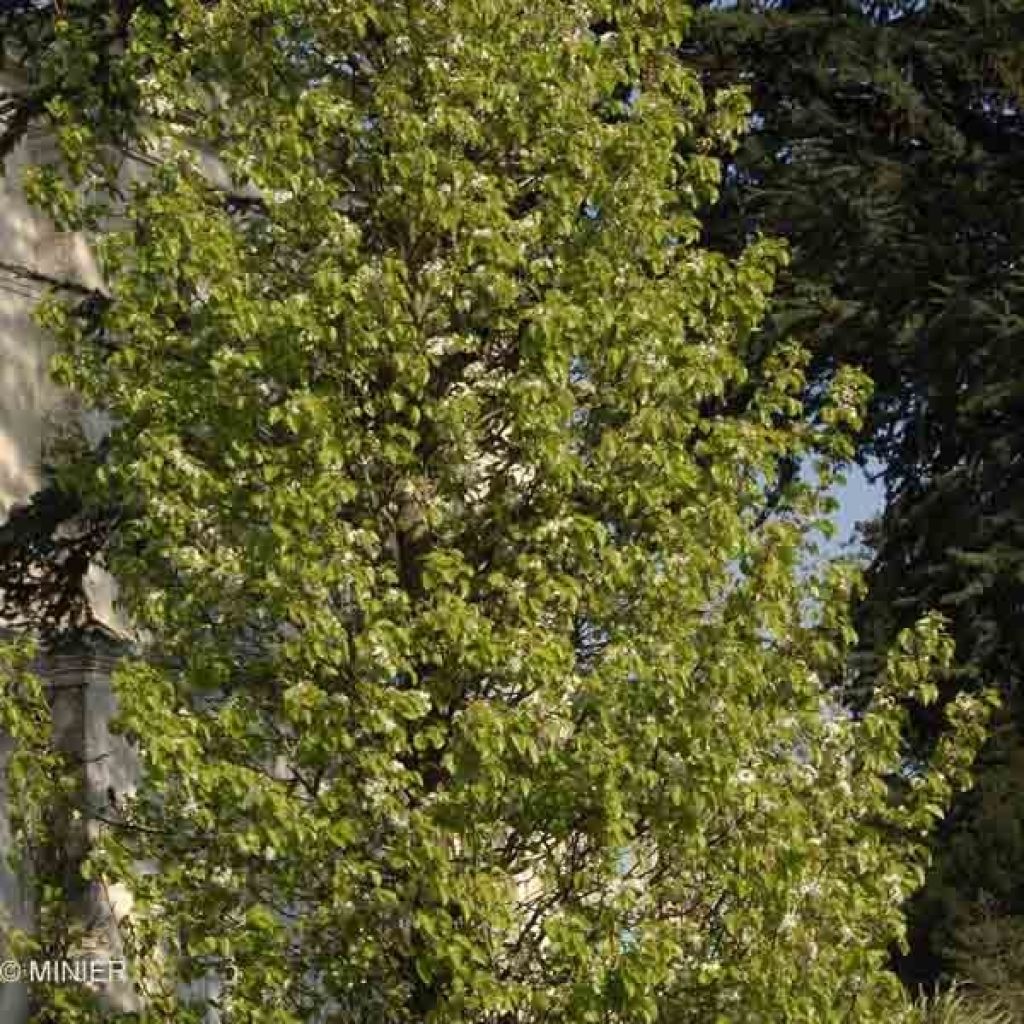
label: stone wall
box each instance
[0,89,135,1018]
[0,119,104,520]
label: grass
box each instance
[917,983,1018,1024]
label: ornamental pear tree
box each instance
[1,2,990,1022]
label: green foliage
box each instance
[905,726,1024,1004]
[1,1,178,223]
[686,0,1024,990]
[4,1,994,1021]
[916,983,1017,1024]
[0,638,109,1022]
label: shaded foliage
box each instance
[0,2,992,1021]
[688,0,1024,989]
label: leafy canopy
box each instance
[2,1,992,1022]
[686,0,1024,988]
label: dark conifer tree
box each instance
[687,0,1024,991]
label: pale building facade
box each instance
[0,81,137,1018]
